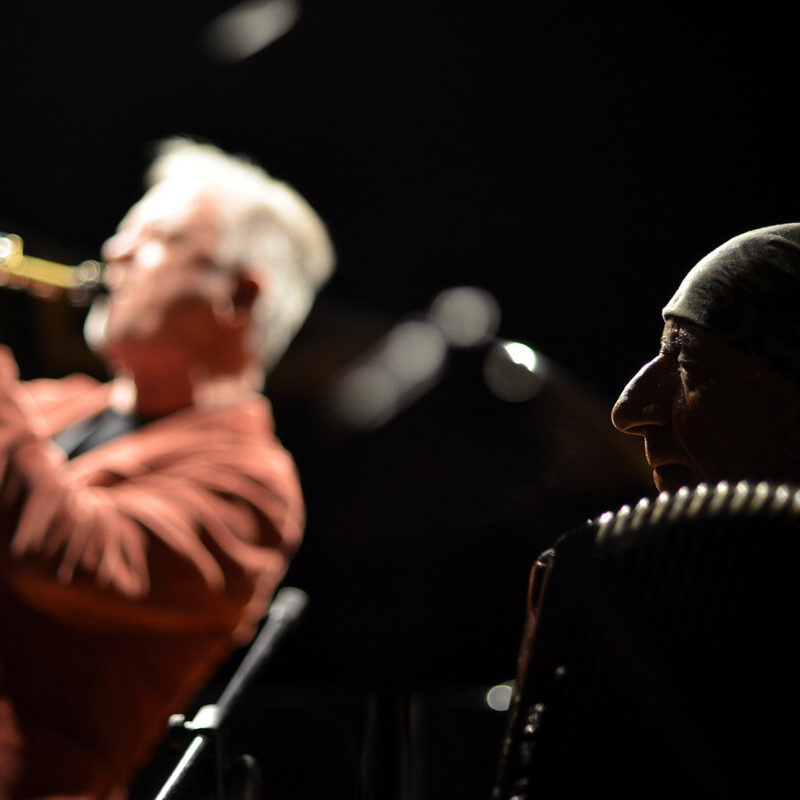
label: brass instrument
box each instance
[0,232,104,295]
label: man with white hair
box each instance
[0,139,334,799]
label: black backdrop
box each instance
[5,1,800,393]
[3,2,800,797]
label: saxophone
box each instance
[0,232,104,297]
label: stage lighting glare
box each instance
[429,285,500,347]
[329,320,446,429]
[486,683,513,712]
[382,320,447,386]
[202,0,300,63]
[503,341,537,371]
[483,340,544,403]
[330,364,399,429]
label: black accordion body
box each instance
[494,481,800,799]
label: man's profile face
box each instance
[611,319,800,493]
[91,184,238,373]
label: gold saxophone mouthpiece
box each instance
[0,232,105,298]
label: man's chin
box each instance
[652,464,699,494]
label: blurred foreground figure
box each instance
[0,140,334,798]
[612,223,800,491]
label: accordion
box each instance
[494,481,800,799]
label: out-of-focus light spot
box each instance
[202,0,300,64]
[0,234,20,263]
[330,364,399,429]
[483,340,545,402]
[76,260,104,285]
[383,320,447,385]
[428,286,500,347]
[503,341,537,371]
[486,683,513,711]
[330,320,447,429]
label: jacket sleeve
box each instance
[0,348,304,641]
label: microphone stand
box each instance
[153,587,309,800]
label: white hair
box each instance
[146,138,335,374]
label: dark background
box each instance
[2,2,799,797]
[5,1,799,394]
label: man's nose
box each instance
[611,356,670,435]
[101,231,136,263]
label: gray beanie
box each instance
[663,223,800,378]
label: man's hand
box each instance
[0,345,20,388]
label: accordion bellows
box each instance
[495,481,800,800]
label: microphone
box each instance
[216,586,309,712]
[264,585,309,625]
[156,587,309,800]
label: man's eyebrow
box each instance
[659,329,681,354]
[661,325,705,359]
